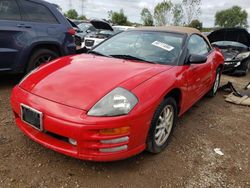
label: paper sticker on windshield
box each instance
[152,41,174,51]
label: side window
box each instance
[20,0,58,24]
[0,0,21,21]
[188,35,211,55]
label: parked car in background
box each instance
[11,26,224,161]
[0,0,76,73]
[202,32,211,37]
[82,19,114,49]
[67,18,83,47]
[78,22,96,31]
[208,28,250,75]
[73,21,97,48]
[113,25,135,33]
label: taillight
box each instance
[67,28,76,35]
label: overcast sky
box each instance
[47,0,250,27]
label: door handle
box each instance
[17,24,32,28]
[17,24,24,27]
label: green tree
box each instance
[172,3,184,26]
[182,0,201,25]
[78,15,87,20]
[141,8,154,26]
[65,9,78,19]
[188,19,203,30]
[154,0,173,26]
[108,9,129,25]
[215,6,248,28]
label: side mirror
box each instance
[86,29,91,33]
[188,54,207,64]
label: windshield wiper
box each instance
[110,54,157,64]
[88,50,110,57]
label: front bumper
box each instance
[11,86,150,161]
[82,38,105,49]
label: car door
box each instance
[19,0,61,45]
[0,0,27,71]
[186,34,213,103]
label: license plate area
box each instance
[21,104,43,131]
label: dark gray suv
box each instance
[0,0,76,73]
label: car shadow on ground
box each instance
[0,74,23,88]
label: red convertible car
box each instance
[11,26,224,161]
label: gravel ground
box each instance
[0,73,249,188]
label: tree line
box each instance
[61,0,248,30]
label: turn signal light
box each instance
[99,127,130,136]
[68,138,77,146]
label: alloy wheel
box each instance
[34,55,53,67]
[154,105,174,146]
[213,71,220,94]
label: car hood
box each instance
[90,19,113,31]
[207,28,250,47]
[20,54,172,110]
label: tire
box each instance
[26,49,59,73]
[75,36,82,47]
[238,60,250,76]
[207,68,221,97]
[146,97,177,154]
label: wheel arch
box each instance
[163,88,182,115]
[29,43,62,57]
[217,63,224,73]
[19,42,63,72]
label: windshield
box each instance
[92,31,184,65]
[212,41,248,48]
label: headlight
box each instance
[87,87,138,117]
[236,52,250,60]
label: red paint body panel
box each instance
[20,54,172,110]
[11,87,152,161]
[11,49,224,161]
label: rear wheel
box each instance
[26,49,59,73]
[146,97,177,153]
[207,68,221,97]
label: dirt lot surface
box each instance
[0,73,249,188]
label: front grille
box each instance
[85,40,94,47]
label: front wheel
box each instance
[146,97,177,154]
[207,68,221,97]
[238,60,250,76]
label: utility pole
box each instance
[79,0,85,16]
[69,0,72,10]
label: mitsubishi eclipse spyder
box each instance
[11,26,224,161]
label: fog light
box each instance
[68,138,77,146]
[100,136,129,144]
[99,145,128,153]
[99,127,130,136]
